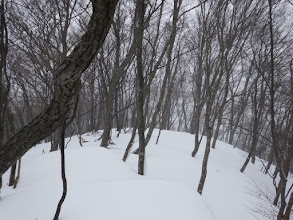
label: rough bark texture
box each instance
[0,0,119,175]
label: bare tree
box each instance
[136,0,146,175]
[0,0,119,176]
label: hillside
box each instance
[0,129,288,220]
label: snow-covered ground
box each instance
[0,129,290,220]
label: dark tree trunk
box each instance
[0,0,119,175]
[0,0,9,192]
[100,84,115,148]
[283,191,293,220]
[53,124,67,220]
[122,122,137,162]
[273,144,293,205]
[192,107,201,157]
[197,100,212,195]
[265,147,274,174]
[6,106,16,186]
[89,70,96,132]
[136,0,146,176]
[240,117,260,172]
[8,162,17,186]
[13,158,21,189]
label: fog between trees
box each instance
[0,0,293,219]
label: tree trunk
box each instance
[100,84,115,148]
[53,124,67,220]
[197,117,212,195]
[192,106,201,157]
[8,162,17,186]
[6,106,16,186]
[122,122,137,162]
[283,191,293,220]
[0,0,9,192]
[13,158,21,189]
[198,93,213,194]
[89,70,96,132]
[136,0,146,176]
[265,147,274,174]
[240,118,260,172]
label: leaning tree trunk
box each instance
[0,0,119,175]
[240,115,260,173]
[240,135,257,173]
[122,121,137,162]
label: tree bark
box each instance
[197,100,212,195]
[8,162,17,186]
[13,158,21,189]
[136,0,146,176]
[122,122,137,162]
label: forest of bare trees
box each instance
[0,0,293,219]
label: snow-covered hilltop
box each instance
[0,129,288,220]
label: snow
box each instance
[0,129,289,220]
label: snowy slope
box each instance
[0,129,288,220]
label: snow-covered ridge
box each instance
[0,129,287,220]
